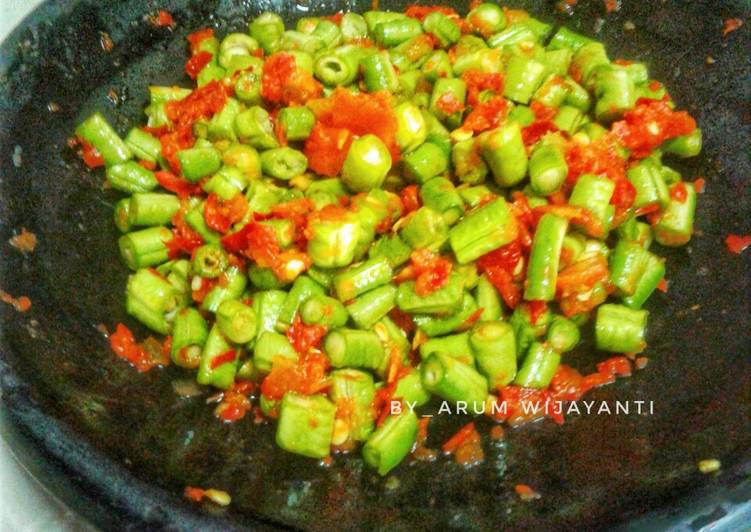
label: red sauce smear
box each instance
[656,278,669,292]
[669,181,688,203]
[405,5,459,21]
[394,249,453,296]
[286,314,328,354]
[522,102,558,146]
[262,52,323,106]
[159,125,195,173]
[155,170,202,198]
[694,177,705,194]
[611,99,696,159]
[185,51,213,80]
[187,29,214,54]
[9,228,37,254]
[305,88,400,176]
[399,185,422,215]
[442,422,484,466]
[477,240,523,309]
[222,221,311,282]
[109,323,168,372]
[725,234,751,254]
[184,486,206,502]
[610,177,637,227]
[166,208,204,259]
[74,136,105,168]
[515,484,541,501]
[165,80,229,129]
[204,193,248,234]
[0,290,31,312]
[388,308,415,335]
[462,96,508,133]
[722,18,743,37]
[156,10,174,28]
[260,352,330,400]
[435,92,465,115]
[412,417,438,461]
[565,135,626,184]
[215,380,254,422]
[209,349,237,370]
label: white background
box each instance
[1,1,94,530]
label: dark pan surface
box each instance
[1,1,749,530]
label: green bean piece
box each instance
[276,393,336,458]
[360,51,400,93]
[208,98,241,142]
[470,321,517,388]
[622,253,666,310]
[341,134,392,192]
[572,42,610,89]
[553,105,584,134]
[253,290,287,336]
[475,274,502,321]
[542,48,574,77]
[315,52,354,86]
[177,146,222,182]
[223,144,262,180]
[467,3,507,38]
[250,13,284,53]
[533,74,570,108]
[547,26,595,51]
[429,78,466,128]
[421,50,452,82]
[363,410,418,475]
[452,138,489,185]
[373,315,411,361]
[458,185,492,208]
[594,65,636,122]
[421,352,488,407]
[419,332,474,366]
[525,214,569,301]
[392,367,431,406]
[201,266,248,313]
[196,325,238,389]
[330,369,376,443]
[341,13,368,41]
[234,106,279,150]
[653,182,696,247]
[395,271,464,315]
[486,23,536,49]
[390,34,435,72]
[312,20,342,48]
[106,161,157,193]
[75,112,132,166]
[127,193,180,227]
[197,63,226,87]
[662,128,702,158]
[514,342,560,389]
[300,294,349,328]
[218,33,258,68]
[399,206,449,251]
[324,328,386,370]
[333,256,392,301]
[546,315,580,352]
[171,307,208,368]
[157,259,191,307]
[184,202,220,244]
[247,266,287,290]
[510,302,552,357]
[306,211,362,268]
[254,331,298,373]
[422,12,460,47]
[279,275,325,326]
[125,268,180,334]
[347,285,397,329]
[609,239,650,296]
[374,17,423,47]
[627,159,670,209]
[114,198,132,233]
[480,122,528,187]
[278,106,315,142]
[261,147,308,180]
[413,292,479,337]
[118,226,171,270]
[125,128,161,163]
[595,304,648,353]
[402,142,449,184]
[234,62,264,104]
[503,55,546,104]
[529,143,568,195]
[617,217,653,249]
[449,197,518,264]
[216,299,257,344]
[203,166,248,200]
[192,243,228,279]
[394,101,428,153]
[569,173,616,237]
[368,233,412,269]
